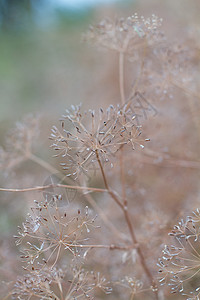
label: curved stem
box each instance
[29,153,59,175]
[120,148,127,206]
[95,149,158,298]
[95,150,123,209]
[119,51,125,105]
[0,184,106,194]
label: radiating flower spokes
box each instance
[50,103,150,179]
[13,265,112,300]
[158,209,200,299]
[15,195,100,270]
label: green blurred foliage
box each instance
[0,1,96,128]
[0,0,38,31]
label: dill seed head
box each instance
[84,14,164,54]
[0,115,40,176]
[50,103,149,179]
[15,195,98,270]
[158,209,200,298]
[13,265,111,299]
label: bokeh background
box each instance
[0,0,200,298]
[0,0,199,123]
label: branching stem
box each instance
[0,184,107,194]
[95,150,124,209]
[95,149,158,298]
[119,51,125,105]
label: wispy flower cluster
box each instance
[15,195,98,270]
[13,265,112,299]
[2,11,198,300]
[158,209,200,299]
[116,276,143,298]
[50,104,149,179]
[0,114,39,174]
[142,42,194,101]
[84,13,164,54]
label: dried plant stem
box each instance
[171,79,200,146]
[117,43,158,296]
[118,48,127,205]
[66,244,135,250]
[29,153,59,175]
[0,184,107,194]
[95,149,158,297]
[131,39,147,96]
[95,149,123,209]
[171,79,200,101]
[83,192,126,241]
[118,44,157,296]
[123,207,158,297]
[118,43,130,206]
[118,35,130,105]
[119,51,125,105]
[120,148,127,206]
[135,149,200,169]
[2,292,13,300]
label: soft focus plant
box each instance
[0,11,199,300]
[158,209,200,299]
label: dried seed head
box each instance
[50,102,150,179]
[84,14,164,54]
[15,196,99,269]
[158,209,200,298]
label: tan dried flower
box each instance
[0,114,40,174]
[158,209,200,299]
[50,104,149,179]
[13,266,112,299]
[15,195,98,270]
[84,13,164,55]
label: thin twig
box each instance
[95,150,124,209]
[119,51,125,105]
[131,38,147,97]
[120,148,127,206]
[29,153,60,175]
[118,34,131,105]
[95,149,158,297]
[117,38,158,297]
[83,192,126,241]
[135,149,200,169]
[65,243,136,250]
[0,184,107,194]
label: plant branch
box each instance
[65,243,136,250]
[118,34,130,106]
[95,149,158,298]
[119,148,127,206]
[29,153,60,175]
[95,150,124,209]
[119,51,125,105]
[0,184,107,194]
[83,192,126,242]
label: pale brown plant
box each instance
[0,12,199,300]
[158,209,200,299]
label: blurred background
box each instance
[0,0,199,124]
[0,0,200,298]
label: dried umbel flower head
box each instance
[84,13,164,54]
[13,266,112,299]
[85,14,197,105]
[15,195,99,270]
[0,114,40,174]
[116,276,143,299]
[141,42,195,102]
[158,209,200,299]
[50,103,149,179]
